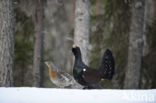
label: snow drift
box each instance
[0,87,155,103]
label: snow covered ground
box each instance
[0,87,156,103]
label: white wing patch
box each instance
[83,68,86,72]
[82,68,86,79]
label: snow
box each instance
[0,87,156,103]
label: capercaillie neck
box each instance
[73,50,87,86]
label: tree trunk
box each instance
[33,0,44,87]
[124,0,145,89]
[142,0,152,56]
[72,0,76,25]
[74,0,90,65]
[0,0,14,87]
[152,0,156,20]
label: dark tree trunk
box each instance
[152,0,156,20]
[0,0,14,87]
[33,0,44,87]
[124,0,145,89]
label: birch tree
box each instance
[0,0,14,87]
[124,0,145,89]
[33,0,44,87]
[74,0,90,65]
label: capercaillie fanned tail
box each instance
[98,49,115,80]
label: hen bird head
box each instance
[72,45,82,58]
[45,61,58,72]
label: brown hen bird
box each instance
[45,61,83,88]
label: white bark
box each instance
[124,0,145,89]
[0,0,14,87]
[74,0,90,65]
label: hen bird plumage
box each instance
[72,45,115,89]
[45,61,83,88]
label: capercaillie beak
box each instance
[72,44,77,48]
[45,62,51,70]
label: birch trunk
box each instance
[33,0,44,87]
[0,0,14,87]
[74,0,90,65]
[124,0,145,89]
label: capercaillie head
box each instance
[72,44,82,58]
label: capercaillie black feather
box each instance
[72,45,115,89]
